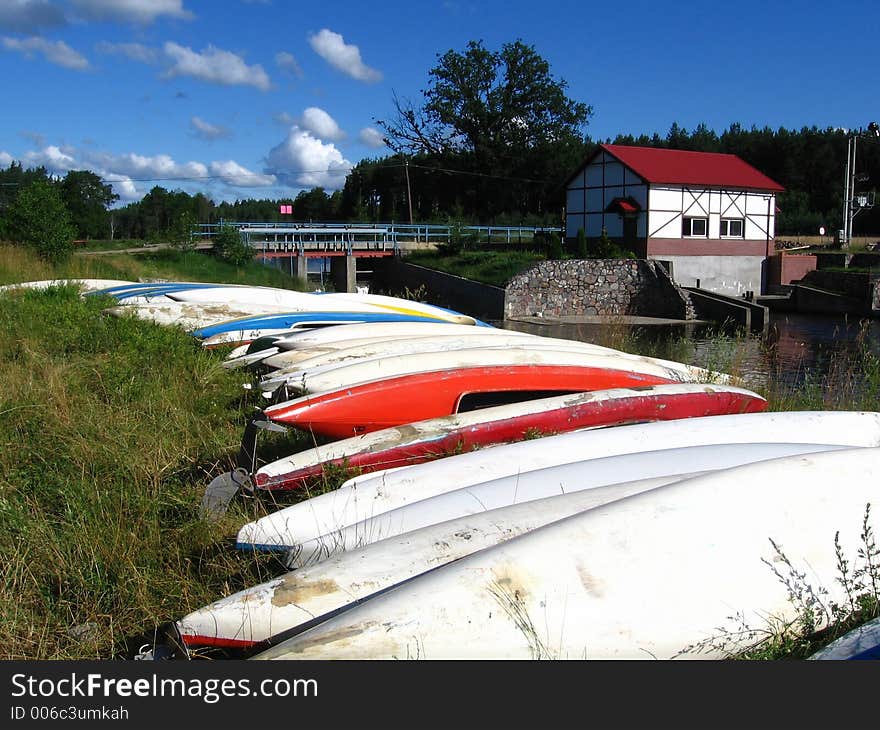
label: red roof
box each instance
[597,144,784,192]
[606,197,640,214]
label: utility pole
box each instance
[404,158,414,224]
[842,122,879,249]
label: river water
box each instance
[499,312,880,402]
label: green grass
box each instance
[0,242,310,291]
[405,249,545,287]
[0,244,320,659]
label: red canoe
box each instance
[254,383,767,491]
[263,363,688,439]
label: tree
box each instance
[213,223,252,266]
[7,180,76,262]
[376,39,592,220]
[379,40,591,159]
[59,170,118,239]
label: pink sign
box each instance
[279,204,292,214]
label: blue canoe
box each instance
[808,616,880,660]
[191,311,468,340]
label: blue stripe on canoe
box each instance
[89,282,224,298]
[192,311,452,339]
[112,283,227,301]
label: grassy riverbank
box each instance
[405,249,545,287]
[0,243,877,659]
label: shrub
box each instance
[6,181,76,263]
[213,223,252,266]
[545,231,564,259]
[170,211,198,252]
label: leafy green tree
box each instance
[377,39,592,220]
[171,210,198,251]
[213,223,252,266]
[59,170,119,239]
[0,162,52,238]
[7,180,77,262]
[380,39,591,158]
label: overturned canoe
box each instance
[179,473,705,653]
[237,410,880,554]
[253,447,880,660]
[261,357,706,438]
[252,383,767,492]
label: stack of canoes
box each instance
[7,278,879,659]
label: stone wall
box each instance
[504,259,694,320]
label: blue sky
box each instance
[1,0,877,206]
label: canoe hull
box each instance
[254,383,767,491]
[253,447,880,660]
[238,411,880,553]
[263,364,680,438]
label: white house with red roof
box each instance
[565,144,785,295]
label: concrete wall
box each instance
[372,258,506,321]
[800,270,877,300]
[503,259,693,320]
[654,254,765,296]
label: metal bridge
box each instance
[196,221,562,257]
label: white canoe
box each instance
[269,321,500,350]
[0,278,137,294]
[253,447,880,660]
[251,442,847,564]
[102,300,309,331]
[225,325,533,369]
[166,286,393,314]
[258,331,546,372]
[179,474,697,652]
[267,346,714,398]
[237,410,880,553]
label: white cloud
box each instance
[0,0,66,33]
[3,141,291,202]
[275,50,302,78]
[299,107,345,141]
[99,172,139,201]
[308,29,381,83]
[265,126,352,189]
[162,42,270,90]
[83,149,209,201]
[90,150,208,181]
[21,144,78,172]
[190,116,231,140]
[95,41,159,64]
[70,0,194,24]
[358,126,386,148]
[2,35,89,70]
[209,160,275,187]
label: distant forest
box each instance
[1,123,879,241]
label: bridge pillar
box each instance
[330,255,357,293]
[294,255,309,282]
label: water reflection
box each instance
[500,313,880,394]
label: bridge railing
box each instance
[196,221,562,249]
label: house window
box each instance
[682,217,707,237]
[720,218,744,238]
